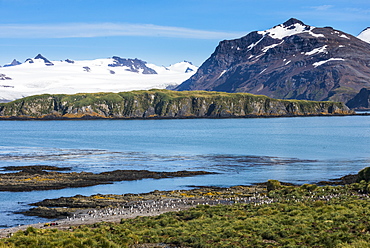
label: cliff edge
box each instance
[0,89,353,119]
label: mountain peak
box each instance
[34,54,46,60]
[282,18,305,27]
[176,19,370,106]
[34,54,54,66]
[259,18,315,40]
[3,59,21,67]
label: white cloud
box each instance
[0,23,245,40]
[310,5,333,11]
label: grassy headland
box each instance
[0,89,353,119]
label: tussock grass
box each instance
[2,181,370,247]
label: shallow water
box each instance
[0,116,369,227]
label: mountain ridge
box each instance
[0,55,198,102]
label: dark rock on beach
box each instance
[317,173,359,185]
[0,165,214,192]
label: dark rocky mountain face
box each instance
[185,67,194,73]
[108,56,157,74]
[346,88,370,109]
[25,54,54,66]
[176,18,370,104]
[3,59,22,67]
[34,54,54,66]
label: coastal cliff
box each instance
[0,89,353,119]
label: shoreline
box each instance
[0,166,214,192]
[0,172,357,239]
[0,199,196,239]
[0,185,271,239]
[0,167,360,239]
[0,113,363,121]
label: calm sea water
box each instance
[0,116,369,227]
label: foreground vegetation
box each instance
[2,178,370,247]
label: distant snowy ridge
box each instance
[0,55,198,102]
[358,27,370,43]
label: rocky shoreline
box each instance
[0,165,214,191]
[0,112,359,121]
[15,170,359,220]
[0,164,361,239]
[20,185,266,218]
[0,185,268,239]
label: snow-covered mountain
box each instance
[358,27,370,43]
[176,18,370,104]
[0,55,198,102]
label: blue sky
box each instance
[0,0,370,66]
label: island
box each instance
[0,89,353,119]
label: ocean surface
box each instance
[0,116,369,228]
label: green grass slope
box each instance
[0,90,352,119]
[2,181,370,247]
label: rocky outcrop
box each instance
[65,59,75,64]
[34,54,54,66]
[25,54,54,66]
[3,59,21,67]
[0,165,213,191]
[0,74,12,80]
[176,18,370,104]
[0,89,353,119]
[108,56,157,74]
[21,185,265,219]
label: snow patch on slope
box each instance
[261,41,284,52]
[313,58,345,68]
[305,45,328,56]
[258,22,324,40]
[247,36,265,50]
[217,70,227,79]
